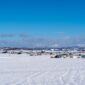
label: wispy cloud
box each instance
[0,34,16,38]
[0,33,85,48]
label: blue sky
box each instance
[0,0,85,47]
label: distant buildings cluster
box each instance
[0,47,85,58]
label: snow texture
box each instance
[0,54,85,85]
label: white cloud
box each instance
[0,33,85,48]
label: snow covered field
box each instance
[0,54,85,85]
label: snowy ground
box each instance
[0,54,85,85]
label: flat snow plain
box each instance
[0,54,85,85]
